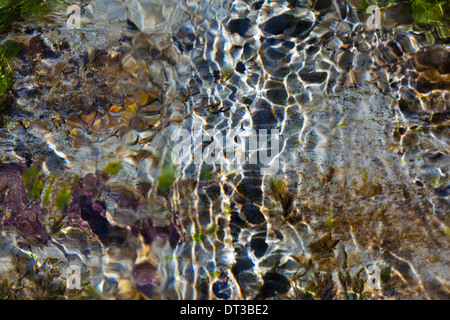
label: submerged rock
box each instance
[259,271,291,298]
[66,171,112,243]
[0,163,49,243]
[131,211,184,249]
[132,261,161,298]
[263,13,313,38]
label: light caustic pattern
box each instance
[0,0,448,300]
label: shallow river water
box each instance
[0,0,449,299]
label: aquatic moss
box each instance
[338,266,366,299]
[226,172,236,180]
[66,271,99,300]
[333,121,348,128]
[380,266,391,282]
[157,152,178,195]
[0,0,65,116]
[54,186,71,212]
[429,176,443,188]
[440,226,450,236]
[360,0,449,29]
[221,66,234,82]
[0,0,66,120]
[208,224,219,237]
[42,175,55,205]
[200,165,214,180]
[308,233,339,255]
[103,160,122,176]
[270,178,284,193]
[360,167,368,181]
[22,165,44,202]
[0,0,54,35]
[191,228,205,243]
[269,178,293,218]
[0,40,22,87]
[223,204,232,214]
[0,279,10,300]
[164,254,174,262]
[0,40,23,110]
[325,214,336,228]
[408,0,448,27]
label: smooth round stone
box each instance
[250,232,268,258]
[260,271,290,297]
[299,71,328,84]
[212,280,232,299]
[132,261,160,298]
[266,87,288,105]
[241,203,265,225]
[236,178,263,204]
[227,18,252,37]
[262,13,313,38]
[251,108,278,130]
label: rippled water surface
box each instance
[0,0,449,299]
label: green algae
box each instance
[440,226,450,236]
[22,165,44,202]
[191,228,205,243]
[333,121,348,129]
[0,40,22,87]
[157,152,178,195]
[430,176,443,188]
[325,214,336,228]
[67,271,98,300]
[200,165,215,181]
[0,0,66,116]
[0,40,23,111]
[103,160,122,176]
[226,172,236,180]
[338,260,366,299]
[406,0,448,27]
[360,167,368,181]
[164,254,174,262]
[270,178,284,193]
[380,266,391,282]
[361,0,449,29]
[221,65,234,82]
[42,175,55,205]
[54,186,71,212]
[0,257,89,300]
[308,233,339,256]
[223,204,232,214]
[0,0,55,35]
[0,280,10,300]
[269,178,293,218]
